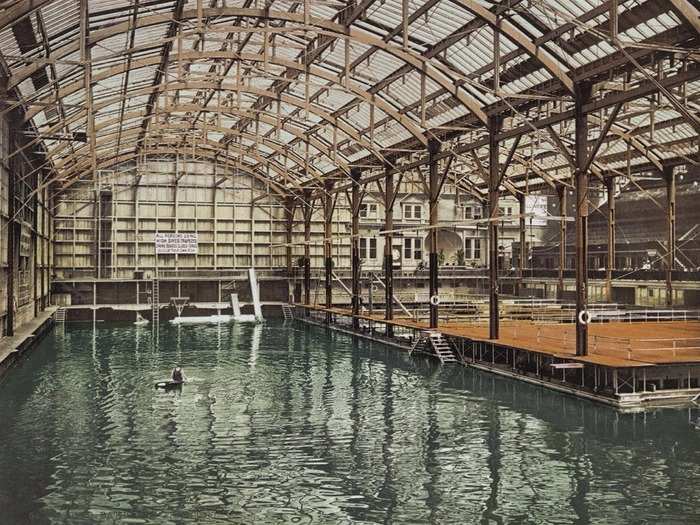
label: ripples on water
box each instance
[0,321,699,524]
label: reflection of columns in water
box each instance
[379,365,398,520]
[249,323,262,369]
[176,324,182,363]
[481,404,502,524]
[92,323,97,361]
[423,382,442,523]
[570,437,592,523]
[134,325,141,358]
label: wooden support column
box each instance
[557,186,567,301]
[323,179,334,323]
[428,138,441,329]
[350,167,362,329]
[303,189,313,310]
[664,166,676,306]
[284,196,295,276]
[575,83,592,357]
[5,166,15,336]
[384,163,395,337]
[488,116,502,340]
[517,193,526,296]
[606,177,616,303]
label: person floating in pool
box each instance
[171,366,187,384]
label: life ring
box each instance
[578,310,592,325]
[430,295,440,306]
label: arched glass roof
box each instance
[0,0,697,199]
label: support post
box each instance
[575,83,592,357]
[5,165,15,336]
[350,168,362,329]
[517,193,526,296]
[488,116,502,340]
[384,163,395,337]
[303,190,313,310]
[557,186,567,301]
[428,138,441,329]
[323,180,334,323]
[284,196,295,277]
[664,166,676,307]
[606,177,616,303]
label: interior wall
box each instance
[52,157,550,281]
[53,157,353,279]
[0,112,53,336]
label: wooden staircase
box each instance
[282,304,294,320]
[428,332,458,364]
[409,331,458,364]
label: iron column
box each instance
[665,166,676,306]
[575,83,592,356]
[606,177,616,303]
[488,116,502,340]
[557,186,567,301]
[428,138,441,329]
[303,189,313,311]
[324,179,334,323]
[517,193,526,297]
[6,164,15,336]
[284,196,295,277]
[384,163,395,337]
[350,168,362,329]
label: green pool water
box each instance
[0,320,699,524]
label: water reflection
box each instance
[0,321,698,523]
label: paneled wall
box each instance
[54,158,353,279]
[0,113,53,335]
[53,157,548,280]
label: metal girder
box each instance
[29,103,355,175]
[668,0,700,38]
[0,0,53,33]
[53,146,290,197]
[135,0,184,154]
[54,134,307,191]
[50,123,323,187]
[8,8,490,126]
[330,66,699,194]
[24,80,386,163]
[22,50,428,146]
[448,0,575,94]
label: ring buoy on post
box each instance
[578,310,592,325]
[430,295,440,306]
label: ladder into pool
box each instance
[151,279,160,326]
[282,304,294,320]
[54,308,66,324]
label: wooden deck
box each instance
[299,305,700,368]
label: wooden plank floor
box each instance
[300,305,700,368]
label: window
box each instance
[404,238,422,260]
[359,203,377,219]
[403,204,422,220]
[464,206,472,220]
[360,238,377,260]
[472,206,482,220]
[465,238,481,259]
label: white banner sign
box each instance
[155,233,198,254]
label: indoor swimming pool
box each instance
[0,321,698,524]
